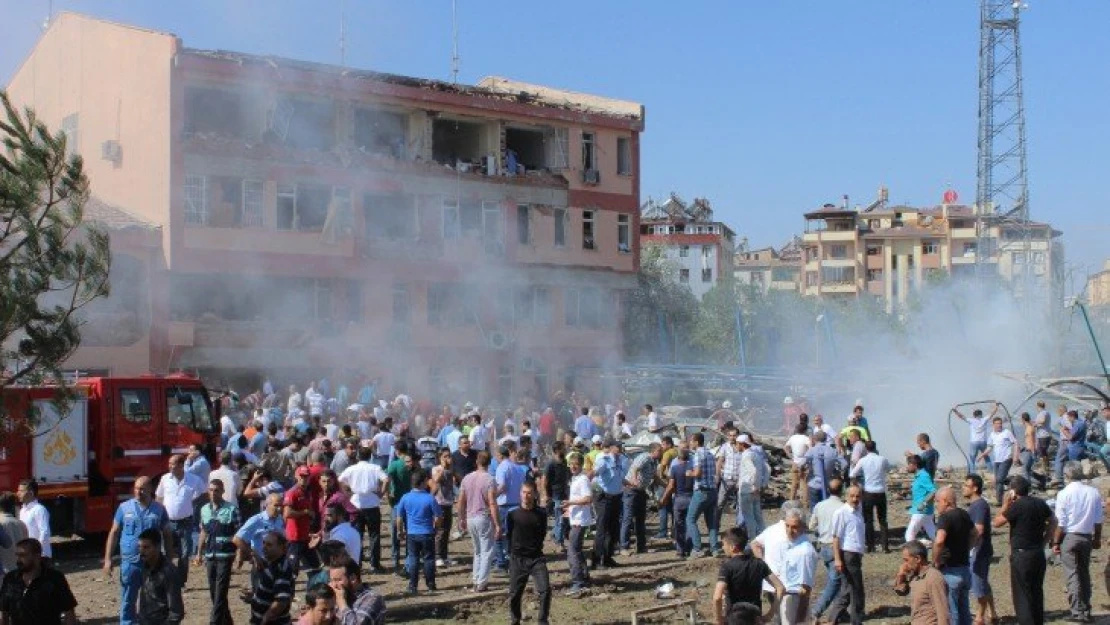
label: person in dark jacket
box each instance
[137,528,184,625]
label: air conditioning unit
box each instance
[487,331,511,351]
[582,169,600,184]
[101,140,122,163]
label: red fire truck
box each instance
[0,374,220,535]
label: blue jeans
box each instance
[549,498,567,546]
[1086,442,1110,472]
[673,494,691,556]
[686,489,718,555]
[812,544,841,618]
[941,565,973,625]
[406,533,436,590]
[168,517,195,586]
[620,488,648,552]
[494,504,517,569]
[119,558,142,625]
[656,490,672,538]
[1054,441,1069,482]
[738,491,763,535]
[968,441,988,474]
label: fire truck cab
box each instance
[0,374,220,535]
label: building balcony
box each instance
[820,258,857,268]
[803,230,858,243]
[820,282,859,294]
[769,281,798,291]
[950,227,976,239]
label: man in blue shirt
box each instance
[102,476,172,625]
[591,439,628,570]
[574,408,596,442]
[232,493,286,592]
[494,447,533,571]
[905,454,937,543]
[395,468,442,595]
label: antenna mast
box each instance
[339,0,348,67]
[451,0,460,84]
[976,0,1033,302]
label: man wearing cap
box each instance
[591,439,626,569]
[283,466,320,578]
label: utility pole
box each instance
[976,1,1033,305]
[339,0,348,67]
[451,0,460,84]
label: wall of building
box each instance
[6,14,178,244]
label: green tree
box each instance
[0,91,111,416]
[622,243,698,362]
[690,278,742,365]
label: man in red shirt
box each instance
[539,409,556,442]
[284,466,321,579]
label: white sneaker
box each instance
[435,558,447,567]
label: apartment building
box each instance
[801,195,1062,313]
[640,194,736,300]
[6,13,644,401]
[1087,261,1110,309]
[733,238,802,294]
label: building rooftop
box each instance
[181,48,644,123]
[84,197,160,231]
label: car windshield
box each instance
[167,387,216,433]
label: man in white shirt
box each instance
[209,451,241,509]
[827,485,866,625]
[779,507,818,625]
[751,500,804,599]
[975,416,1019,506]
[848,441,890,553]
[643,404,659,431]
[809,479,844,622]
[287,385,302,414]
[16,480,50,559]
[340,446,389,572]
[305,382,325,418]
[737,435,764,535]
[812,414,837,448]
[563,452,594,596]
[156,454,206,585]
[954,404,996,475]
[1052,461,1104,622]
[785,423,812,505]
[371,420,396,470]
[322,503,361,564]
[468,414,488,452]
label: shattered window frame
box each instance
[616,136,631,176]
[553,207,567,248]
[517,204,531,245]
[581,131,596,172]
[581,210,595,251]
[482,201,503,244]
[546,127,569,170]
[242,179,264,227]
[184,175,209,225]
[617,214,631,253]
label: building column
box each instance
[912,244,923,294]
[883,242,894,314]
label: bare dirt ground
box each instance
[58,496,1110,624]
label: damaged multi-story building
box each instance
[6,13,644,402]
[733,238,803,294]
[639,194,737,300]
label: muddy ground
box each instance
[57,494,1110,624]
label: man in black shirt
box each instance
[0,538,77,625]
[992,475,1055,625]
[505,481,550,625]
[932,485,976,625]
[538,442,570,550]
[451,435,478,485]
[713,527,784,625]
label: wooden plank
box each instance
[630,598,697,625]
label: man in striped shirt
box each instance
[686,432,719,557]
[196,479,241,625]
[620,443,661,554]
[244,531,293,625]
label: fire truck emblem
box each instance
[43,430,76,466]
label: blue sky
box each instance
[2,1,1108,284]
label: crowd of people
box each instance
[2,376,1110,624]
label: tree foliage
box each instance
[0,90,111,406]
[622,243,698,363]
